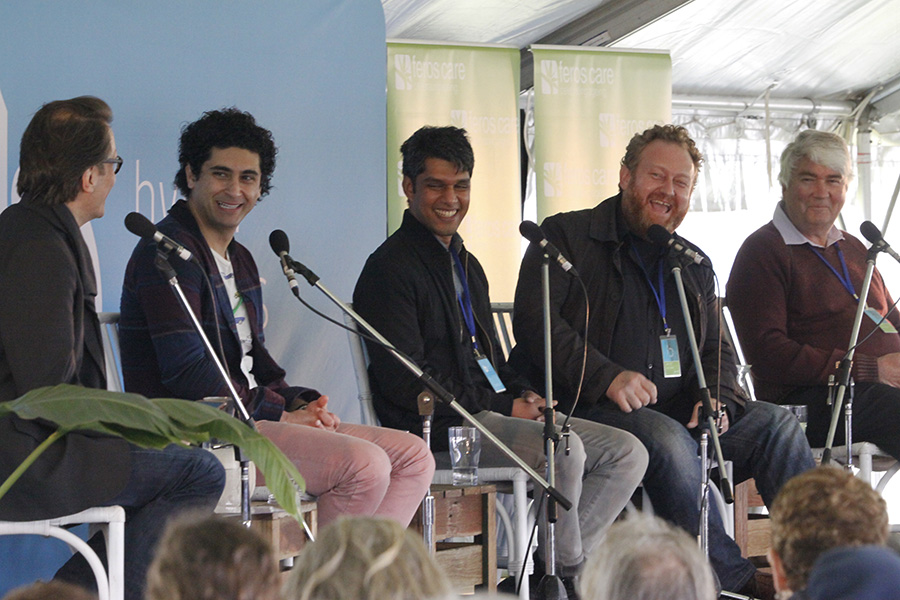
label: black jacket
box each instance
[0,198,129,520]
[353,210,532,450]
[510,194,745,422]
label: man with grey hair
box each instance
[727,129,900,459]
[578,514,717,600]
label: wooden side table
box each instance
[222,500,318,565]
[410,483,498,593]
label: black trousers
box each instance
[783,382,900,459]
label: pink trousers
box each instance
[256,421,434,527]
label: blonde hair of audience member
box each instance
[578,514,716,600]
[1,581,97,600]
[285,516,452,600]
[768,465,889,594]
[145,513,279,600]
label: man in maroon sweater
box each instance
[727,130,900,459]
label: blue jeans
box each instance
[577,399,815,592]
[55,444,225,600]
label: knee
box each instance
[407,434,436,479]
[190,448,227,497]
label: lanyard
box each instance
[809,242,858,300]
[631,244,670,333]
[450,246,481,352]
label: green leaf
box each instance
[0,385,306,518]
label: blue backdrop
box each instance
[0,0,386,589]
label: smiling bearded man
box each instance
[508,124,815,600]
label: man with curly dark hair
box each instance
[119,108,434,528]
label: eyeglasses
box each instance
[101,156,123,175]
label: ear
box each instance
[81,167,97,193]
[767,548,790,594]
[402,175,414,202]
[619,164,632,190]
[185,164,198,190]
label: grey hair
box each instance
[283,516,452,600]
[579,514,716,600]
[778,129,853,188]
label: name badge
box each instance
[660,335,682,378]
[865,307,898,334]
[476,354,507,393]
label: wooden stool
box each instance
[410,484,498,593]
[222,500,318,564]
[734,479,770,566]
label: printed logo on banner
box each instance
[393,53,466,91]
[540,60,559,95]
[395,54,413,90]
[539,58,615,97]
[543,162,562,197]
[450,109,515,136]
[598,113,616,148]
[450,110,467,128]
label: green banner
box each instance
[387,41,521,300]
[532,46,672,220]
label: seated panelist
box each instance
[119,107,434,528]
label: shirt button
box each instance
[647,363,653,370]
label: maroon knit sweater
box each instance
[726,221,900,402]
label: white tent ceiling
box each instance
[383,0,900,128]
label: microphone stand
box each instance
[282,258,573,512]
[668,258,734,542]
[821,247,877,464]
[537,254,568,600]
[154,250,256,526]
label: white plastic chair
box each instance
[343,307,536,598]
[0,506,125,600]
[2,311,126,600]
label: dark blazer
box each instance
[0,198,129,521]
[353,210,533,450]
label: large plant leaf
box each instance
[0,385,305,518]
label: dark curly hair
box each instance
[621,124,703,185]
[174,108,277,200]
[400,126,474,189]
[17,96,113,205]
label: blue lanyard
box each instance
[631,244,670,332]
[450,246,481,352]
[809,242,858,300]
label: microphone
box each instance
[124,212,197,263]
[647,224,711,267]
[519,220,579,277]
[860,221,900,264]
[268,229,300,293]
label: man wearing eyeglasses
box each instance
[0,96,225,600]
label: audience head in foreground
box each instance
[768,466,889,595]
[145,513,279,600]
[1,581,97,600]
[284,516,452,600]
[578,514,717,600]
[800,545,900,600]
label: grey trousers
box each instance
[471,410,648,571]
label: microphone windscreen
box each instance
[519,220,544,244]
[269,229,290,256]
[646,224,672,247]
[124,212,157,239]
[861,221,883,245]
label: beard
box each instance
[620,182,688,239]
